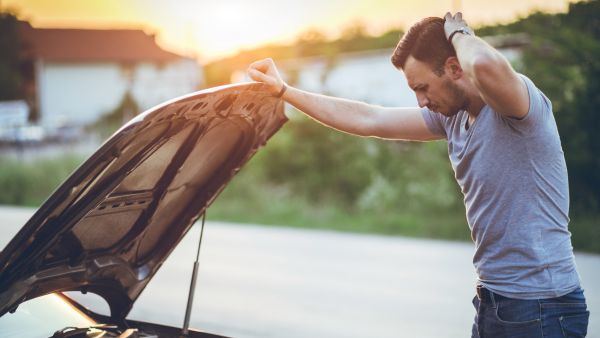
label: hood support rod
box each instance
[181,212,206,336]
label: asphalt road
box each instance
[1,206,598,337]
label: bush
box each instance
[0,155,84,206]
[209,112,470,241]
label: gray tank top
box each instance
[421,74,581,299]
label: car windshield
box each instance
[0,293,96,338]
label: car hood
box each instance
[0,83,286,321]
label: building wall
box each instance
[37,59,202,127]
[279,49,417,108]
[130,59,202,112]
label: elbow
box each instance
[360,106,382,137]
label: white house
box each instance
[278,49,418,107]
[18,22,203,128]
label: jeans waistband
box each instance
[476,285,586,305]
[476,285,496,305]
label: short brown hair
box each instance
[391,17,456,74]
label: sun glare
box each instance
[181,1,295,61]
[212,3,246,25]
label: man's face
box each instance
[403,55,468,116]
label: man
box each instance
[248,12,589,337]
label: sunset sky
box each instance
[2,0,579,62]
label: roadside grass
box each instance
[0,152,470,242]
[0,154,85,207]
[208,169,471,241]
[0,153,596,253]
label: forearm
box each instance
[282,85,379,137]
[444,12,528,118]
[452,34,513,90]
[247,58,380,135]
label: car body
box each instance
[0,82,286,337]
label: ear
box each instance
[444,57,463,80]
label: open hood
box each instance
[0,83,286,321]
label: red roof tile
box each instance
[19,21,182,63]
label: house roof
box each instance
[18,21,183,63]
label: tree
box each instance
[0,10,22,101]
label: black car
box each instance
[0,83,287,337]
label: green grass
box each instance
[0,154,85,207]
[207,164,471,241]
[570,214,600,253]
[1,153,597,254]
[210,186,471,239]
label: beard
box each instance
[438,79,470,117]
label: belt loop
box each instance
[489,289,497,308]
[478,285,498,308]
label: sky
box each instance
[2,0,580,62]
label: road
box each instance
[1,206,598,337]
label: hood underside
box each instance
[0,83,286,320]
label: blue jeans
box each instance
[471,286,589,337]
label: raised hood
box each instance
[0,83,286,321]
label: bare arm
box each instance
[247,58,442,141]
[445,12,529,119]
